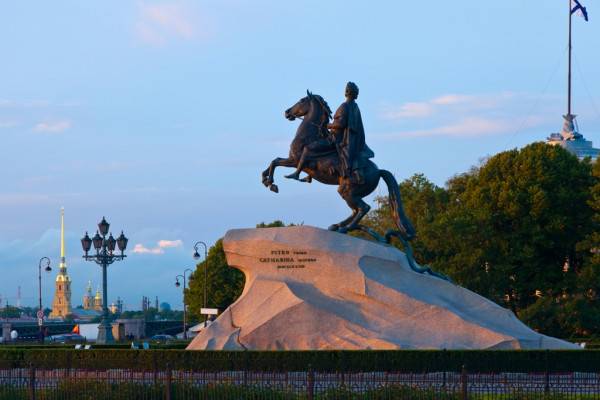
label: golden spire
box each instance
[60,207,66,270]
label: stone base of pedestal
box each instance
[96,320,115,344]
[187,226,578,350]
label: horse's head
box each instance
[284,90,331,123]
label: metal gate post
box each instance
[165,363,172,400]
[28,364,36,400]
[461,364,468,400]
[307,365,314,400]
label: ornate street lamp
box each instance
[193,241,208,325]
[175,268,193,339]
[37,257,52,343]
[81,217,128,344]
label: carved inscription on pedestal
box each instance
[259,249,317,269]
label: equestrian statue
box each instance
[261,82,449,280]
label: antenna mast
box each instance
[568,0,573,116]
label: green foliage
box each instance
[362,173,448,264]
[438,144,592,312]
[0,306,22,319]
[186,238,244,320]
[0,349,599,373]
[256,220,287,228]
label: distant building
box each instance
[94,287,102,311]
[547,114,600,161]
[82,281,94,310]
[50,208,72,318]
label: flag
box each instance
[572,0,589,21]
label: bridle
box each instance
[294,96,330,138]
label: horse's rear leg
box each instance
[328,209,357,231]
[332,181,371,233]
[339,197,370,233]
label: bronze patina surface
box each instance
[261,82,414,240]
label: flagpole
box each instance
[568,0,572,116]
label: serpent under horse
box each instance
[261,91,449,280]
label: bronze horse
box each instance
[261,91,416,240]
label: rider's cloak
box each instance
[333,100,374,177]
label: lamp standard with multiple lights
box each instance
[80,217,128,344]
[175,268,193,339]
[37,257,52,343]
[193,241,208,324]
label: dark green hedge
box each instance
[0,349,598,373]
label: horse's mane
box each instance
[312,94,332,121]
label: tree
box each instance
[432,144,592,313]
[532,158,600,337]
[185,221,287,321]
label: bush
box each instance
[0,349,599,373]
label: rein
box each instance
[295,102,330,138]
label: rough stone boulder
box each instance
[187,226,577,350]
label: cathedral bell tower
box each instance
[50,208,72,318]
[83,281,93,310]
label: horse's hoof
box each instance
[262,177,273,187]
[269,184,279,193]
[328,224,339,231]
[337,226,348,234]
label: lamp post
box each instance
[80,217,128,344]
[175,268,193,339]
[38,257,52,343]
[193,241,208,325]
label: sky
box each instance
[0,1,599,311]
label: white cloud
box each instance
[382,102,434,119]
[431,94,476,106]
[135,2,203,46]
[158,239,183,249]
[133,244,164,254]
[33,120,71,133]
[387,117,511,138]
[380,115,549,139]
[133,239,183,255]
[381,92,516,121]
[377,92,556,139]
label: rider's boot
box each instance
[285,149,308,180]
[285,170,301,180]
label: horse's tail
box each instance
[379,169,416,241]
[379,169,452,282]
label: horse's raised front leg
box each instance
[261,157,296,193]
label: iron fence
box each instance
[1,364,600,399]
